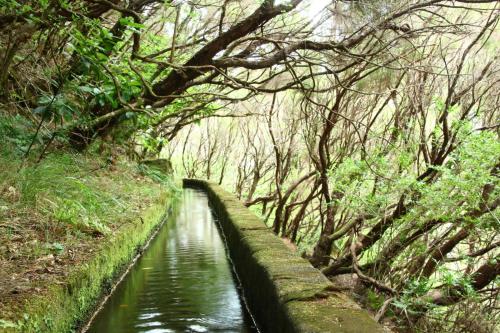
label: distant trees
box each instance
[166,2,499,331]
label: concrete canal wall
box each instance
[183,179,384,333]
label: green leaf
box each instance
[0,319,18,328]
[33,105,48,115]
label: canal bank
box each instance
[184,179,384,333]
[1,189,178,333]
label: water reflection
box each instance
[87,189,255,333]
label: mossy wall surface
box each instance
[3,192,177,333]
[184,179,384,333]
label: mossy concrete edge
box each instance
[184,179,384,333]
[1,191,178,333]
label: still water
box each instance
[87,189,256,333]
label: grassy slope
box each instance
[0,114,178,331]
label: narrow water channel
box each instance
[86,189,257,333]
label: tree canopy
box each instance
[1,0,499,331]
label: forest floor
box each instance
[0,114,174,329]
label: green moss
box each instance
[286,298,385,333]
[0,114,182,332]
[3,192,177,333]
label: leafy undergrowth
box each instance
[0,114,177,327]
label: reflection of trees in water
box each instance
[88,189,250,333]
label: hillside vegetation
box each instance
[0,114,176,330]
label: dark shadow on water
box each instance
[87,189,257,333]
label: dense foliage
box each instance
[1,0,498,332]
